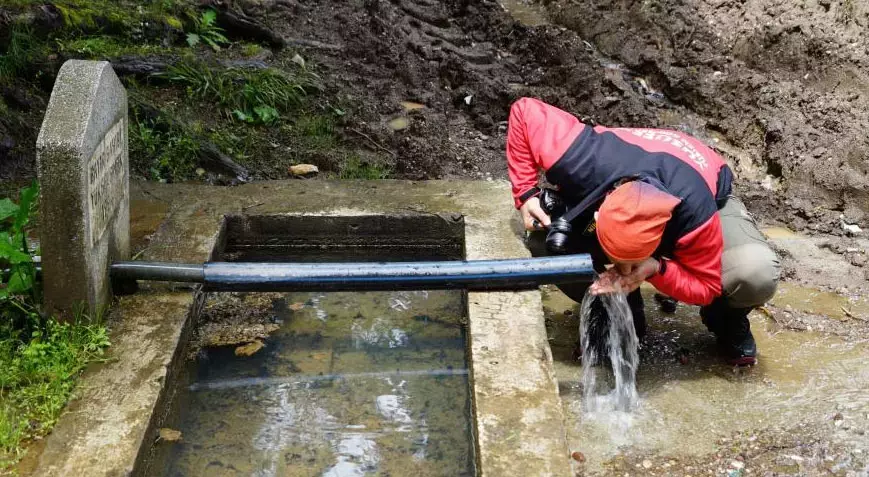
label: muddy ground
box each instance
[243,0,868,229]
[233,0,868,281]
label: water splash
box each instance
[579,289,640,412]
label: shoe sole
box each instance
[728,355,757,366]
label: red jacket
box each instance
[507,97,729,306]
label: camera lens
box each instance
[539,189,565,216]
[546,218,573,254]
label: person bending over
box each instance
[507,97,779,365]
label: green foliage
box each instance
[130,112,200,182]
[55,36,171,58]
[0,185,111,471]
[0,182,40,319]
[338,155,392,180]
[241,43,265,57]
[0,312,110,469]
[186,9,230,51]
[163,61,318,125]
[0,24,45,84]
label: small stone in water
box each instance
[159,428,182,442]
[642,459,653,469]
[571,451,586,463]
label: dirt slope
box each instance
[546,0,869,234]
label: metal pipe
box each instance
[110,254,594,292]
[111,262,204,282]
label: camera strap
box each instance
[558,175,673,225]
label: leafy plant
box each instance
[0,182,39,310]
[130,113,200,182]
[0,183,111,470]
[0,311,110,470]
[186,9,229,51]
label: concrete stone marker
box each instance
[36,60,130,316]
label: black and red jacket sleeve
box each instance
[648,214,723,306]
[506,98,584,208]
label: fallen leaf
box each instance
[289,302,306,311]
[159,428,182,442]
[400,101,425,111]
[235,339,264,357]
[387,117,409,130]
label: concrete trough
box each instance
[29,180,574,477]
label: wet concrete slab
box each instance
[31,180,573,477]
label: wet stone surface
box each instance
[154,290,474,477]
[543,285,869,476]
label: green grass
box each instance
[0,313,111,469]
[129,108,201,182]
[338,155,392,179]
[162,61,319,124]
[0,24,48,84]
[55,36,173,58]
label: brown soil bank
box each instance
[254,0,867,233]
[545,0,869,233]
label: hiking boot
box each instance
[701,298,757,366]
[717,323,757,366]
[653,293,678,314]
[628,289,647,340]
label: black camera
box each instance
[538,189,572,254]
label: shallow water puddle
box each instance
[157,290,474,476]
[545,285,869,473]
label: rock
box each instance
[571,451,586,463]
[235,339,264,357]
[642,459,653,469]
[841,215,862,235]
[730,460,744,469]
[289,302,306,311]
[158,428,182,442]
[289,164,319,177]
[843,206,865,225]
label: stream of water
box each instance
[578,290,641,447]
[579,291,640,413]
